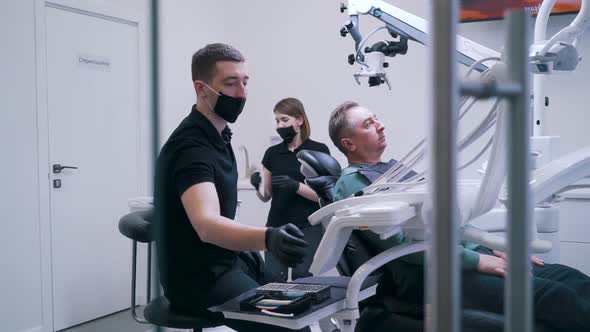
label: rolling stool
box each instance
[118,209,224,332]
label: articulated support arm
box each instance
[343,0,590,87]
[516,146,590,204]
[531,0,590,73]
[341,0,500,88]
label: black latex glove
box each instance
[271,175,300,195]
[265,223,308,267]
[250,171,261,190]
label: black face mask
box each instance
[276,125,297,144]
[203,83,246,123]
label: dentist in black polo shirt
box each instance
[154,43,310,332]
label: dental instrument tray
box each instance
[255,282,331,304]
[239,293,313,316]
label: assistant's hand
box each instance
[271,175,300,194]
[250,171,262,191]
[477,254,507,277]
[265,223,308,267]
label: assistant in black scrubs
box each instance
[250,97,330,281]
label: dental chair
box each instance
[297,149,556,332]
[118,209,224,332]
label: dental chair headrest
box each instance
[306,176,339,205]
[296,150,342,206]
[296,150,342,178]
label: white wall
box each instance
[223,1,430,171]
[0,1,44,331]
[159,0,227,142]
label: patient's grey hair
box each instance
[191,43,245,83]
[329,101,359,154]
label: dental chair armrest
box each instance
[310,202,416,275]
[462,224,553,254]
[468,207,560,233]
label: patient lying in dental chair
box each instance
[326,100,590,332]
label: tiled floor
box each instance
[59,308,324,332]
[59,309,234,332]
[59,309,148,332]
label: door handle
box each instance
[53,164,79,174]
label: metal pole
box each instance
[427,0,460,331]
[146,243,152,302]
[150,1,162,332]
[505,9,533,332]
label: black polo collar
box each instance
[190,105,232,149]
[278,139,311,154]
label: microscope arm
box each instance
[343,0,500,73]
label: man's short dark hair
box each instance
[191,43,245,82]
[329,101,359,154]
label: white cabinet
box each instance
[561,242,590,275]
[556,189,590,276]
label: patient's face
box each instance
[346,106,387,158]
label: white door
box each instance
[45,6,141,330]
